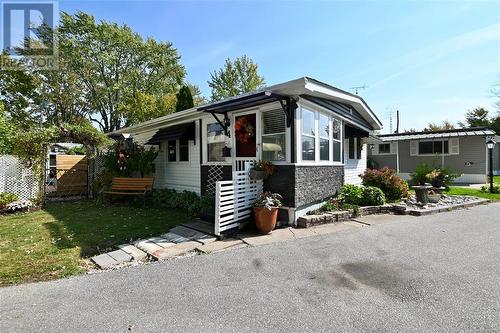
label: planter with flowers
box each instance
[252,192,283,234]
[249,160,276,180]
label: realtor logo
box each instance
[1,0,58,70]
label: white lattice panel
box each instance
[0,155,40,200]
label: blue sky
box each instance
[60,0,500,133]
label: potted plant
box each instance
[249,160,275,180]
[252,192,283,234]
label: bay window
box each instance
[262,109,286,161]
[301,107,342,163]
[302,109,316,161]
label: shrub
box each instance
[152,189,202,216]
[337,184,363,205]
[361,167,409,201]
[361,186,386,206]
[410,163,460,188]
[4,200,33,213]
[480,184,500,194]
[410,163,433,186]
[0,192,19,210]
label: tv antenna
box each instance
[350,85,368,95]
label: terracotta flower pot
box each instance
[253,207,279,234]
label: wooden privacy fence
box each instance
[52,155,88,197]
[215,170,263,236]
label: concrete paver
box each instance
[118,244,147,260]
[151,241,201,260]
[107,250,133,263]
[91,254,119,269]
[196,239,245,253]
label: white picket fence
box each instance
[214,170,263,236]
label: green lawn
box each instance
[0,201,188,286]
[446,187,500,201]
[494,176,500,184]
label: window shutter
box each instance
[450,138,459,155]
[262,109,286,135]
[390,142,397,154]
[410,140,418,156]
[373,143,379,155]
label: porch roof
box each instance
[197,91,281,114]
[146,122,196,145]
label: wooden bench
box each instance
[103,177,154,205]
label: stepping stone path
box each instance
[91,225,217,269]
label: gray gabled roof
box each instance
[377,127,496,142]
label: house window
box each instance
[379,143,391,154]
[302,109,316,161]
[418,140,448,155]
[332,118,341,162]
[319,114,329,161]
[301,107,342,163]
[167,140,176,162]
[179,139,189,161]
[348,137,355,159]
[348,137,363,160]
[262,109,286,161]
[207,123,225,162]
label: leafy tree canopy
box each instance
[187,83,208,106]
[425,120,455,131]
[208,55,265,101]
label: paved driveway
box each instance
[1,203,499,332]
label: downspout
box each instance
[396,141,400,174]
[441,140,445,168]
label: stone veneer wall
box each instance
[265,165,344,208]
[294,165,344,207]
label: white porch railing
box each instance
[214,169,263,236]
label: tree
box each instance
[208,55,265,101]
[175,85,194,112]
[425,120,455,131]
[58,12,186,132]
[119,92,176,125]
[187,83,208,106]
[0,103,15,154]
[459,107,491,128]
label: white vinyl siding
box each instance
[154,122,201,194]
[344,138,367,185]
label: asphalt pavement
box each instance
[1,202,499,332]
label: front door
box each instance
[233,112,258,171]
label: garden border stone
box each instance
[297,198,490,228]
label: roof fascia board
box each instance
[298,98,373,134]
[303,79,382,130]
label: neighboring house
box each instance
[368,128,500,184]
[110,77,382,224]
